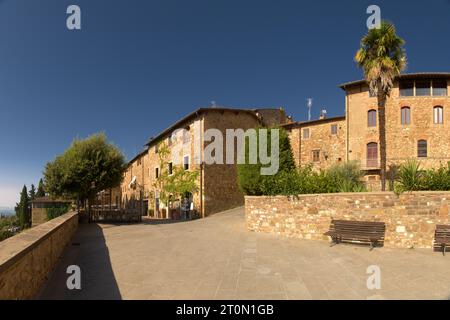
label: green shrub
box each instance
[422,162,450,191]
[46,203,70,220]
[325,161,366,193]
[237,127,296,196]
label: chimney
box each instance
[319,109,327,120]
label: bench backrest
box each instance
[331,220,386,234]
[435,225,450,237]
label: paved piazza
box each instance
[39,207,450,300]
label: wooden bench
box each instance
[324,220,386,250]
[434,225,450,256]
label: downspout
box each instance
[345,88,350,162]
[200,114,204,219]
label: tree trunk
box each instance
[378,91,387,191]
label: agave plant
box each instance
[395,160,424,193]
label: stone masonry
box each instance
[245,192,450,249]
[0,211,78,299]
[117,107,287,218]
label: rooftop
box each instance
[282,116,346,129]
[339,72,450,90]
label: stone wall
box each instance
[245,192,450,249]
[0,211,78,300]
[285,117,346,170]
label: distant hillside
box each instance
[0,207,15,217]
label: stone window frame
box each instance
[155,167,159,179]
[312,150,320,162]
[367,109,377,127]
[401,106,411,125]
[302,128,310,139]
[331,124,338,135]
[433,106,444,124]
[417,140,428,158]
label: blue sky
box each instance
[0,0,449,207]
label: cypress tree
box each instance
[29,184,36,201]
[36,178,45,198]
[17,185,31,229]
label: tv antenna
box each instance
[306,98,313,121]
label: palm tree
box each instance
[355,21,407,191]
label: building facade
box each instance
[115,107,287,218]
[285,73,450,188]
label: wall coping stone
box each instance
[0,211,78,274]
[245,191,450,199]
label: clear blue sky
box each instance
[1,0,449,206]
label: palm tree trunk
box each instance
[378,92,387,191]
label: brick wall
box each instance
[0,211,78,299]
[245,192,450,249]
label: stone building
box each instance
[284,72,450,188]
[115,107,287,218]
[31,197,72,226]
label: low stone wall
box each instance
[245,192,450,249]
[0,211,78,299]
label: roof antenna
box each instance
[306,98,313,121]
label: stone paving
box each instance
[39,207,450,300]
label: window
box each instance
[155,167,159,178]
[366,143,378,167]
[331,124,338,135]
[168,134,173,146]
[312,150,320,162]
[400,81,414,96]
[368,110,377,127]
[155,144,159,154]
[416,80,431,96]
[401,107,411,125]
[183,156,189,170]
[137,158,141,166]
[433,80,447,96]
[303,128,310,139]
[434,106,443,124]
[418,140,427,158]
[168,162,173,175]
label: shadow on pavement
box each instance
[37,223,121,300]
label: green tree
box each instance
[355,21,407,191]
[43,133,126,212]
[36,178,45,198]
[237,127,295,195]
[16,185,31,229]
[29,184,36,201]
[153,142,199,214]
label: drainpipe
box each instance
[345,89,350,162]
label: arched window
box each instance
[367,142,378,167]
[368,110,377,127]
[418,140,427,158]
[401,107,411,125]
[434,106,443,124]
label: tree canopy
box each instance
[237,127,295,195]
[44,133,126,202]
